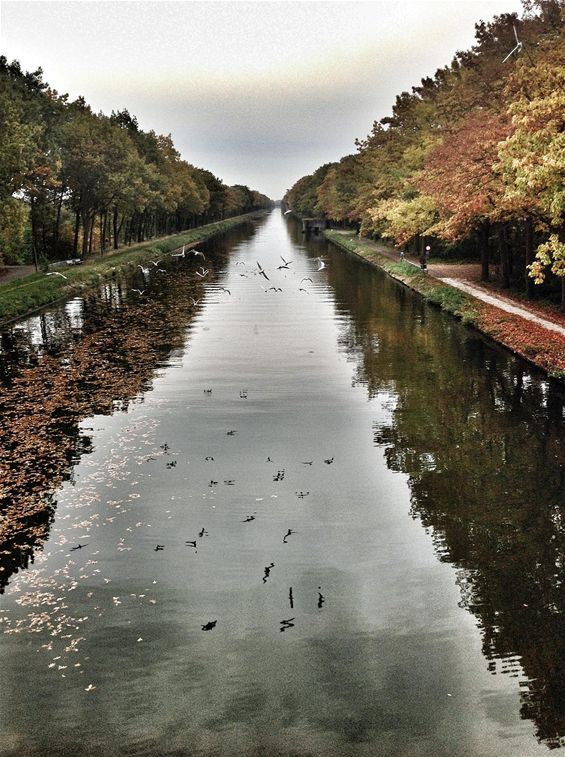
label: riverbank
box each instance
[0,213,262,326]
[326,229,565,381]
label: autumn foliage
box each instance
[284,1,565,306]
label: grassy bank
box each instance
[0,214,258,326]
[326,230,565,381]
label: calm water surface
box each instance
[0,211,563,756]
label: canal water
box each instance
[0,211,563,756]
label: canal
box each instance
[0,210,563,755]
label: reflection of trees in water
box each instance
[328,250,565,749]
[0,228,243,593]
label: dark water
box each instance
[0,211,564,756]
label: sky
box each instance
[1,0,524,199]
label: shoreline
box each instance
[0,213,264,328]
[325,229,565,383]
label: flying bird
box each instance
[138,265,150,275]
[172,245,186,258]
[284,210,292,215]
[192,249,205,258]
[317,258,326,271]
[202,620,217,631]
[257,261,270,280]
[219,287,231,295]
[46,271,68,279]
[195,268,209,278]
[503,24,523,62]
[131,288,145,295]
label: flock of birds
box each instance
[148,413,334,633]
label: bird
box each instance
[202,620,217,631]
[284,210,292,215]
[156,268,167,274]
[324,456,334,464]
[243,515,256,522]
[150,259,161,267]
[172,245,186,258]
[317,258,326,271]
[196,268,209,278]
[190,297,200,306]
[131,288,145,295]
[503,24,522,62]
[280,617,295,632]
[280,256,292,266]
[239,273,249,278]
[185,540,197,549]
[138,265,150,275]
[262,563,275,583]
[298,288,309,293]
[46,271,68,279]
[154,545,164,551]
[192,249,205,259]
[70,543,88,551]
[267,287,282,292]
[219,287,231,295]
[300,277,313,284]
[198,528,208,537]
[318,587,325,608]
[283,529,295,543]
[256,261,269,280]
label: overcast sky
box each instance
[1,1,524,199]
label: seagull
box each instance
[202,620,217,631]
[196,268,209,278]
[280,617,295,631]
[257,261,270,281]
[283,529,295,543]
[190,297,200,306]
[70,543,88,551]
[219,287,231,295]
[185,540,197,549]
[131,288,145,295]
[154,545,164,551]
[172,245,186,258]
[149,259,161,267]
[243,515,256,522]
[156,268,167,274]
[300,277,313,284]
[298,288,309,293]
[239,273,249,278]
[503,24,522,62]
[46,271,68,279]
[317,258,326,271]
[192,249,205,259]
[138,265,150,275]
[284,209,292,215]
[324,456,334,464]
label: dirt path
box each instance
[439,277,565,337]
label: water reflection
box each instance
[327,247,565,749]
[0,220,261,594]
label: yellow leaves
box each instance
[529,234,565,284]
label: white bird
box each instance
[192,249,205,259]
[172,245,186,258]
[46,271,68,279]
[195,268,209,278]
[138,265,150,275]
[503,25,522,62]
[317,258,326,271]
[190,297,200,306]
[150,259,161,267]
[131,288,145,295]
[284,210,291,215]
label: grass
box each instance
[0,214,255,325]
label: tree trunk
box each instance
[479,222,490,282]
[73,210,81,258]
[497,223,510,288]
[524,217,535,299]
[30,196,40,272]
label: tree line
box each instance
[284,0,565,306]
[0,57,271,267]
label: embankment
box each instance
[326,229,565,381]
[0,214,261,326]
